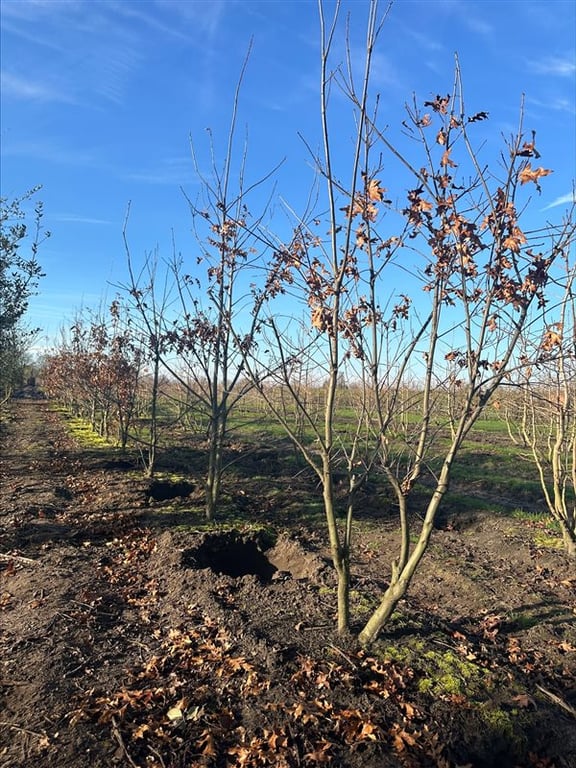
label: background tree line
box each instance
[0,187,48,403]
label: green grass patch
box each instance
[471,418,511,435]
[510,508,550,523]
[66,416,111,448]
[532,530,564,549]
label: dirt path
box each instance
[1,400,576,768]
[0,400,137,765]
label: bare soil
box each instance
[1,400,575,768]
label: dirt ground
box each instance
[1,400,575,768]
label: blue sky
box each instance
[1,0,575,349]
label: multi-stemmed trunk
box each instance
[205,414,225,521]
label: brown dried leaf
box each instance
[518,164,553,186]
[481,614,502,640]
[441,149,457,168]
[37,734,51,750]
[132,723,150,740]
[468,111,489,123]
[511,693,536,709]
[367,177,386,201]
[391,724,417,752]
[401,701,416,719]
[311,307,327,332]
[198,730,217,757]
[424,94,451,114]
[304,740,333,764]
[540,329,562,351]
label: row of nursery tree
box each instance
[12,1,576,644]
[0,187,48,401]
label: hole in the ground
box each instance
[147,480,195,502]
[54,486,74,500]
[182,532,277,581]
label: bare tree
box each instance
[237,0,396,634]
[239,0,575,643]
[124,48,281,518]
[43,302,144,448]
[122,243,177,476]
[508,251,575,555]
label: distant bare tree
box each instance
[509,251,576,556]
[122,243,176,476]
[43,302,144,447]
[124,48,281,518]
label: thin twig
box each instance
[536,685,576,719]
[0,721,45,737]
[111,716,139,768]
[148,744,167,768]
[0,680,29,687]
[302,623,333,632]
[0,553,38,565]
[326,643,359,669]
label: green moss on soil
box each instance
[380,640,490,698]
[476,703,528,754]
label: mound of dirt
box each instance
[266,533,328,581]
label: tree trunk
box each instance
[145,353,160,478]
[205,413,225,520]
[336,558,350,634]
[559,519,576,557]
[205,438,219,521]
[358,515,436,645]
[358,457,453,645]
[322,462,350,634]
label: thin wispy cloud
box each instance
[549,97,576,114]
[337,41,405,97]
[2,1,143,107]
[122,158,195,186]
[527,95,576,116]
[108,0,225,45]
[0,138,103,168]
[157,0,226,39]
[51,214,114,225]
[403,28,445,54]
[108,1,191,42]
[369,50,405,92]
[0,0,66,21]
[542,191,576,211]
[529,56,576,77]
[0,18,69,53]
[464,16,493,36]
[436,0,494,37]
[1,71,77,104]
[91,45,143,105]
